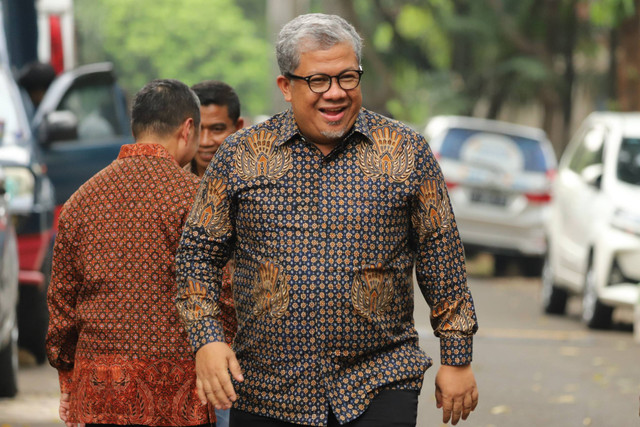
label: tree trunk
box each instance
[616,0,640,111]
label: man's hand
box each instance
[435,364,479,425]
[195,341,244,410]
[59,392,85,427]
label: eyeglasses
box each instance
[285,67,363,94]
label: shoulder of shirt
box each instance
[63,155,199,212]
[221,111,293,151]
[358,108,429,149]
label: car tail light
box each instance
[445,181,458,190]
[525,192,551,203]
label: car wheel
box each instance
[582,262,613,329]
[518,256,544,277]
[541,253,567,314]
[493,254,512,277]
[17,245,52,365]
[0,324,19,397]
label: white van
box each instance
[543,112,640,330]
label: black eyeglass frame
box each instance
[285,66,364,94]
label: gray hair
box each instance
[276,13,363,75]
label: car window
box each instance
[617,137,640,185]
[57,82,121,140]
[438,127,549,172]
[567,125,605,173]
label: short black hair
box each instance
[17,61,56,91]
[191,80,241,123]
[131,79,200,139]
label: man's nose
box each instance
[323,77,347,98]
[200,131,215,145]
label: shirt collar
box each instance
[117,143,178,165]
[274,108,372,148]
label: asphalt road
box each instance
[1,255,639,426]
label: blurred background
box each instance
[8,0,640,147]
[1,0,640,426]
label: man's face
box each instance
[277,42,362,153]
[195,104,242,176]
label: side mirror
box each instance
[581,163,603,188]
[38,110,78,145]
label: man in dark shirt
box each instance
[176,13,479,427]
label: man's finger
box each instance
[462,393,474,420]
[451,397,463,425]
[435,386,443,409]
[195,377,207,405]
[441,397,453,423]
[472,388,479,410]
[209,373,234,409]
[216,372,236,407]
[228,355,244,383]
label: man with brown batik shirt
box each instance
[47,79,218,426]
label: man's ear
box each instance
[235,117,245,131]
[179,117,195,144]
[276,75,292,102]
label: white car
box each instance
[424,116,557,276]
[542,112,640,329]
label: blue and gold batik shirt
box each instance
[175,108,478,426]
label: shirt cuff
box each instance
[187,318,226,352]
[440,335,473,365]
[58,369,74,394]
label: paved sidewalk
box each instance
[0,351,62,426]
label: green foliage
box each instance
[75,0,270,116]
[590,0,635,27]
[373,22,393,52]
[387,69,471,127]
[396,4,450,69]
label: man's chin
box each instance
[321,127,347,140]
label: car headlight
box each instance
[1,166,35,215]
[611,208,640,237]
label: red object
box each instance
[445,181,458,190]
[17,230,53,287]
[49,15,64,74]
[525,192,552,203]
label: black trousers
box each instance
[229,389,419,427]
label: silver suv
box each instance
[424,115,558,276]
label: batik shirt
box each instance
[175,108,478,426]
[46,143,213,426]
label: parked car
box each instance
[423,115,558,276]
[542,112,640,329]
[0,61,56,365]
[0,169,19,398]
[0,59,132,365]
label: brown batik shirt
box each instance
[46,143,231,426]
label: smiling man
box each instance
[176,13,479,427]
[189,81,244,177]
